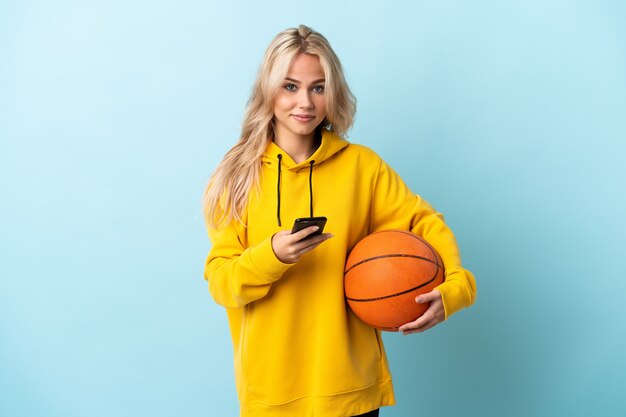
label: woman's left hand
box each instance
[398,289,445,335]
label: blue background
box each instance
[1,1,625,416]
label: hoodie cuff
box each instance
[435,268,476,319]
[247,235,293,282]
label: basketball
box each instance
[344,230,445,331]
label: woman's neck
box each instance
[273,130,321,164]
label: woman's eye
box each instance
[284,83,297,92]
[312,85,325,93]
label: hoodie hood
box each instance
[261,129,349,172]
[261,130,349,226]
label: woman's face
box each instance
[273,53,327,143]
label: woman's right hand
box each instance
[271,226,334,264]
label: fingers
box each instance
[402,319,438,335]
[415,289,441,304]
[272,229,333,264]
[291,225,322,242]
[294,233,333,256]
[398,313,431,334]
[295,232,333,249]
[288,225,333,254]
[398,290,444,335]
[399,315,438,335]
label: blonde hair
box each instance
[202,25,356,229]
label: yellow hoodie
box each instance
[204,130,476,417]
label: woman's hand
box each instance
[398,289,445,335]
[272,226,333,264]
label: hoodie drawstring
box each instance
[277,154,283,226]
[275,155,316,227]
[308,160,315,218]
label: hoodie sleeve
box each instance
[369,158,477,319]
[204,219,293,308]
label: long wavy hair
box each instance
[203,25,356,229]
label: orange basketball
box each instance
[344,230,445,331]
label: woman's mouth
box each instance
[292,114,315,123]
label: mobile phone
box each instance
[291,216,327,237]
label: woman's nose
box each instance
[297,90,313,109]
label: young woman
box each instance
[203,25,476,417]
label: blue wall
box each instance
[1,1,624,416]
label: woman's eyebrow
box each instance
[285,77,326,84]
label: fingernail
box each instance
[312,226,320,231]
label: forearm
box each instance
[205,236,292,308]
[409,206,477,319]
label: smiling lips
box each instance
[292,114,316,123]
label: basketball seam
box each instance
[344,253,443,275]
[394,231,441,265]
[345,230,443,272]
[345,231,444,302]
[345,270,441,302]
[344,230,443,303]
